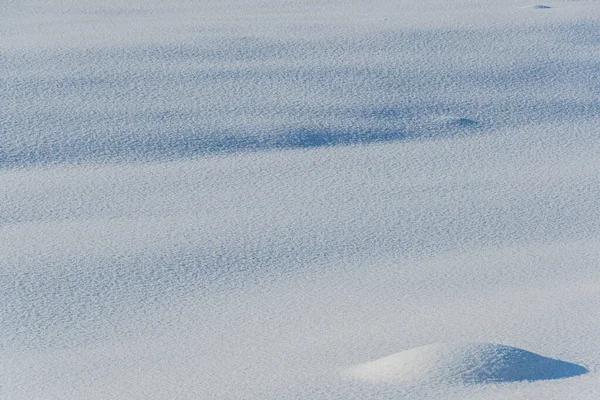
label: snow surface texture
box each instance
[344,342,588,385]
[2,0,600,399]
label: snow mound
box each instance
[344,343,587,386]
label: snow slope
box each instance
[2,0,600,399]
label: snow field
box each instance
[2,0,600,398]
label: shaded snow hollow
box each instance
[344,343,588,386]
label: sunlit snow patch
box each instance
[344,343,587,386]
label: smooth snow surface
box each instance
[2,0,600,399]
[344,342,588,385]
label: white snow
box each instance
[344,342,588,385]
[2,0,600,399]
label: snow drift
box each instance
[344,342,588,385]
